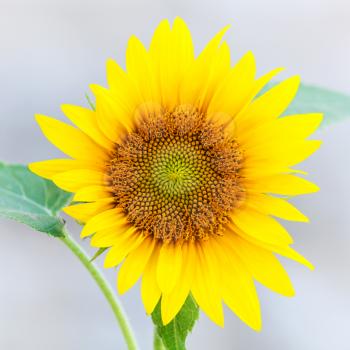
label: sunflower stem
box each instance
[153,328,165,350]
[60,230,139,350]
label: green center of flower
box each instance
[108,106,244,242]
[150,141,206,197]
[154,157,196,194]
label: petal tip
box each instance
[173,16,186,25]
[34,114,48,125]
[27,162,38,175]
[80,226,91,238]
[161,312,173,326]
[312,183,320,193]
[248,315,262,332]
[60,103,76,116]
[308,262,315,271]
[302,215,310,223]
[117,279,128,295]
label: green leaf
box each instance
[262,83,350,126]
[152,295,199,350]
[0,163,72,236]
[287,84,350,125]
[90,247,108,262]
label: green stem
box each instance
[153,328,165,350]
[60,230,139,350]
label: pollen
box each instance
[108,106,245,242]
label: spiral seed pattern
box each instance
[108,107,244,242]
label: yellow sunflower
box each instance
[29,18,322,330]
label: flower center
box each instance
[108,106,244,242]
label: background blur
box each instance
[1,0,349,349]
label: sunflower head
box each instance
[30,17,322,330]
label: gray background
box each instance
[1,0,349,349]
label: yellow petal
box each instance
[245,193,308,222]
[232,228,314,270]
[102,229,145,266]
[171,17,195,67]
[244,139,322,168]
[35,115,107,162]
[241,113,322,146]
[106,59,138,111]
[118,237,156,294]
[231,208,293,245]
[160,242,196,324]
[191,242,224,327]
[225,234,295,296]
[150,18,194,109]
[29,159,102,180]
[91,84,131,143]
[149,19,173,107]
[196,40,232,111]
[212,237,262,331]
[241,163,296,178]
[235,76,300,133]
[275,113,323,139]
[246,174,319,196]
[238,110,322,147]
[91,225,134,248]
[81,208,126,238]
[207,51,256,122]
[61,104,113,149]
[251,67,285,99]
[141,243,161,315]
[273,245,314,270]
[150,19,171,55]
[52,169,107,192]
[126,35,160,106]
[157,243,183,294]
[179,25,230,108]
[63,199,113,223]
[73,185,112,202]
[224,67,284,136]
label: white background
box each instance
[0,0,349,349]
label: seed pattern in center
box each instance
[108,106,244,242]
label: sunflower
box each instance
[29,18,322,330]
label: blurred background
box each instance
[1,0,349,349]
